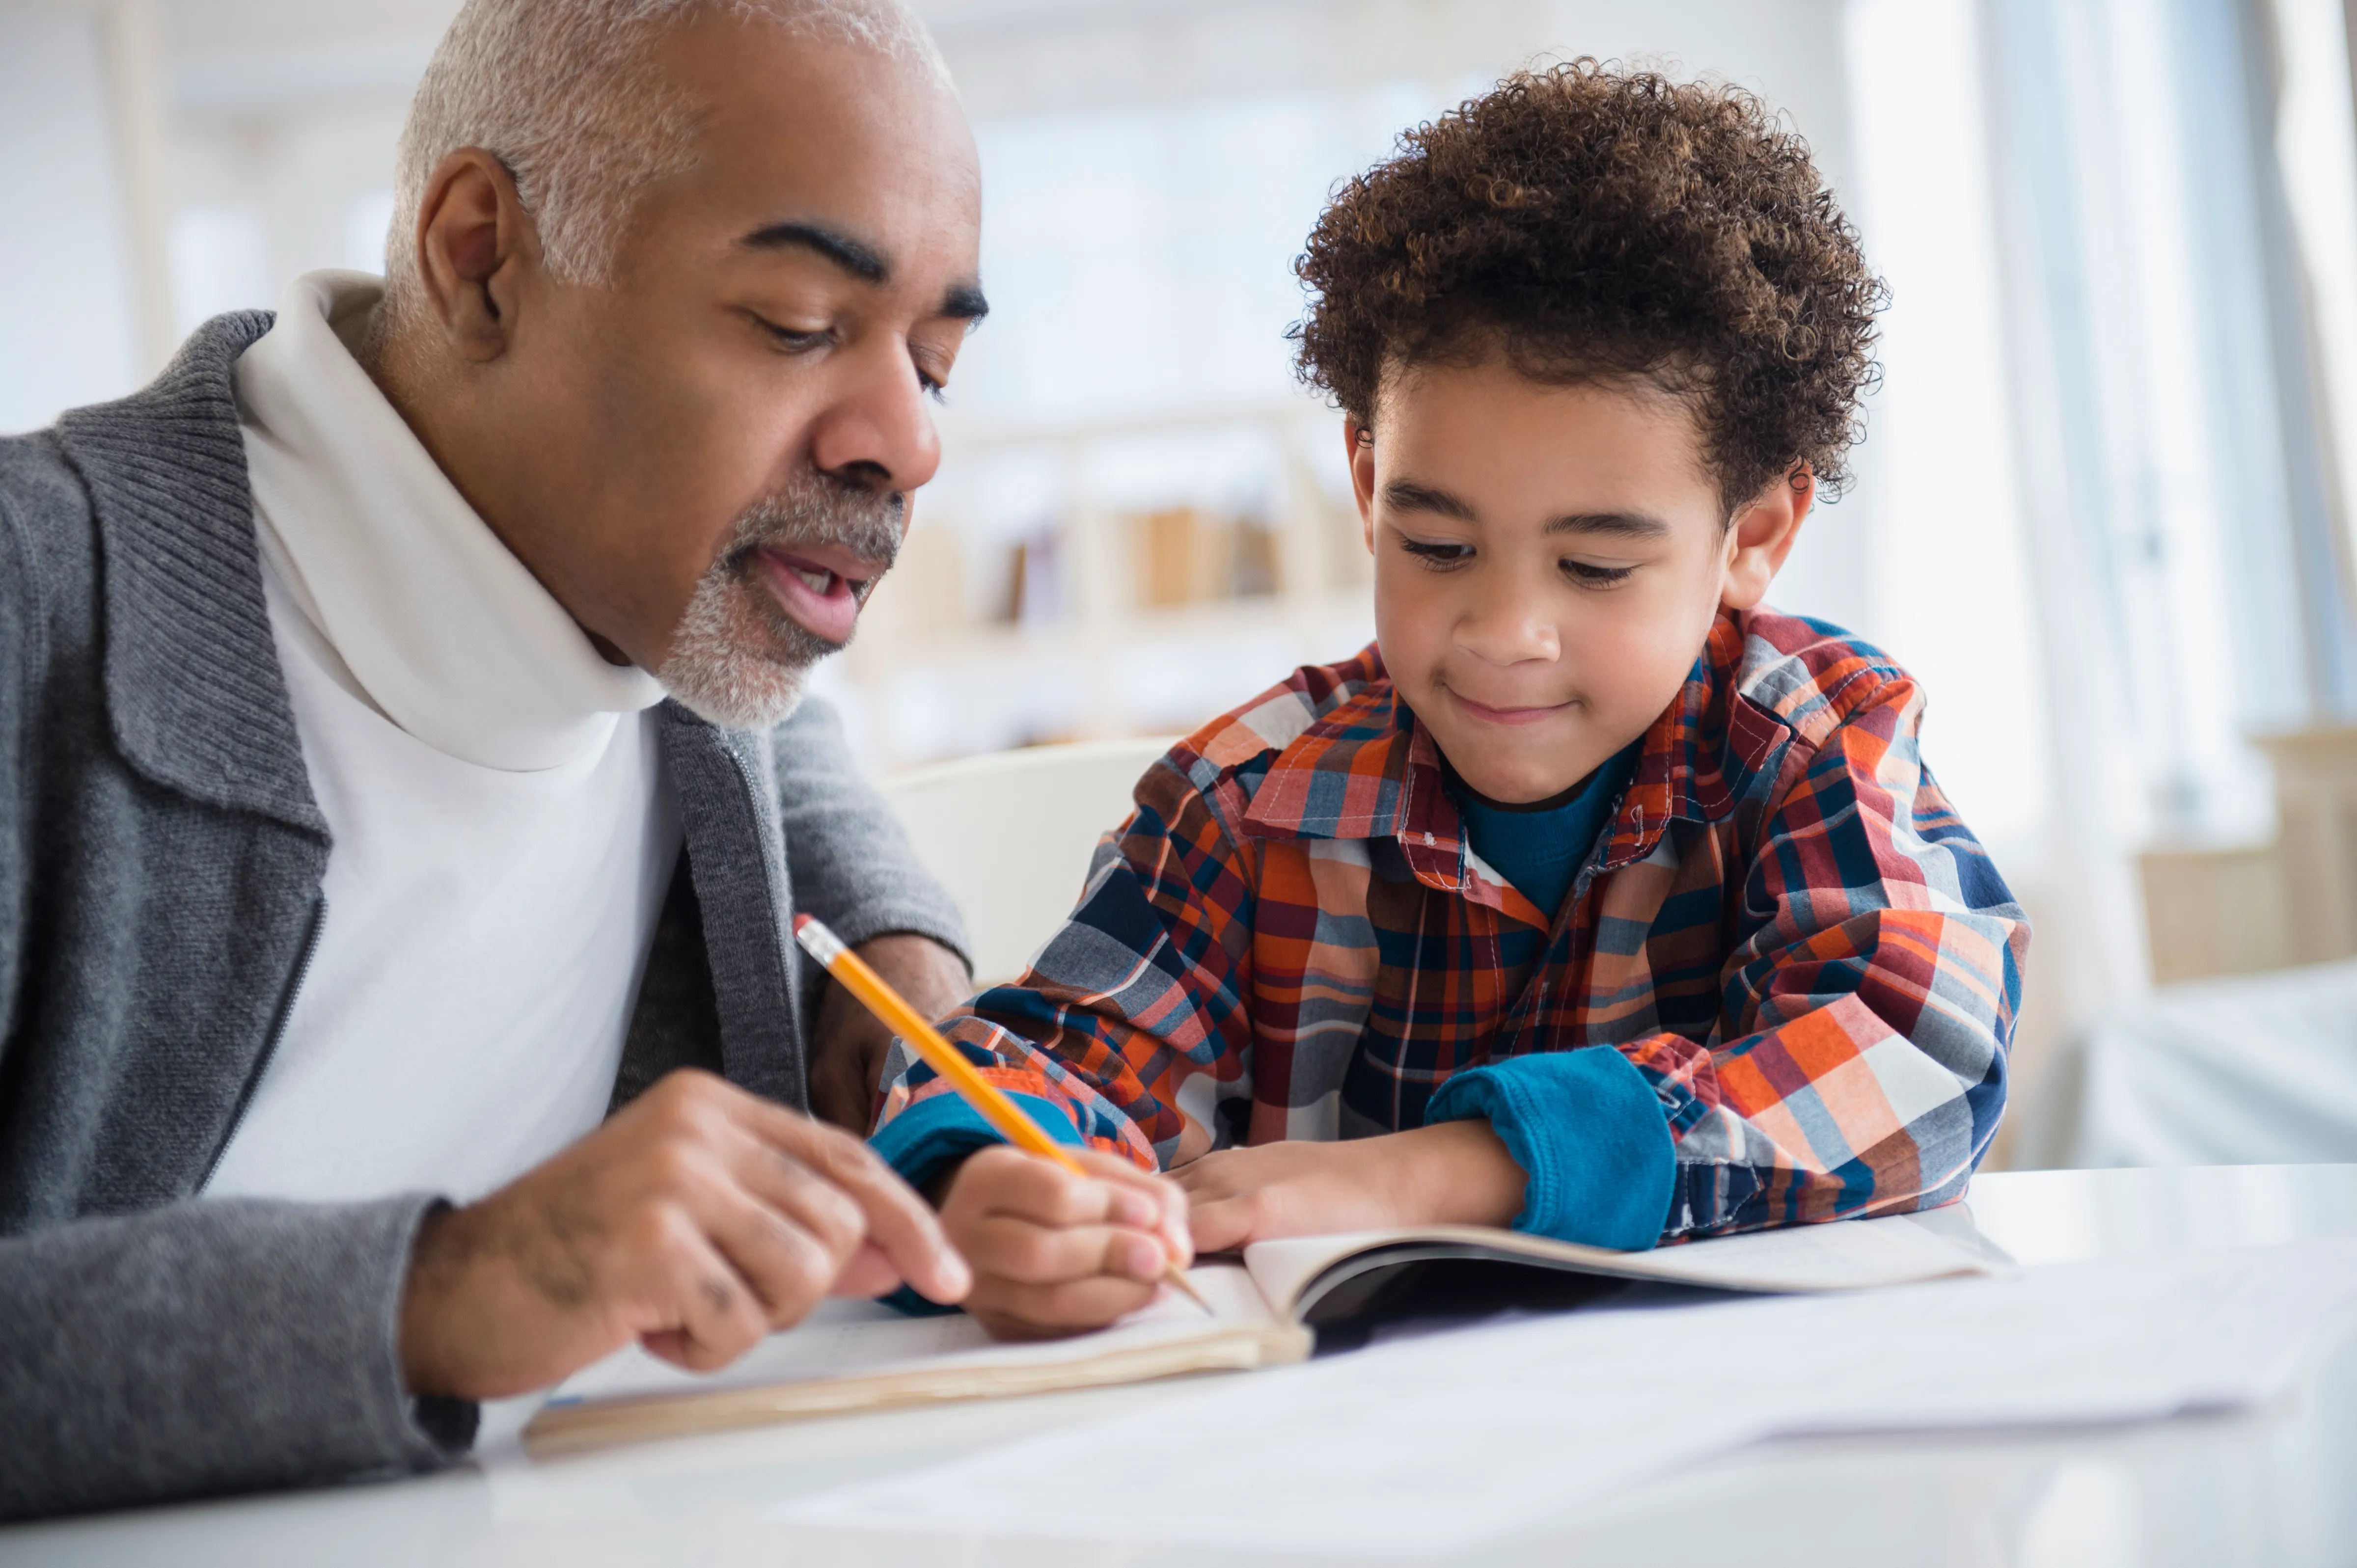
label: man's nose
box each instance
[806,341,943,495]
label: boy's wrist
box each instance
[1384,1119,1528,1228]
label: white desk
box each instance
[8,1163,2356,1568]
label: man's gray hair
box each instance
[383,0,947,313]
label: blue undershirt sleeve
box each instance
[1425,1047,1676,1252]
[870,1089,1089,1193]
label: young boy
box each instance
[874,62,2028,1337]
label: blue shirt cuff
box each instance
[1426,1047,1676,1251]
[871,1087,1090,1190]
[869,1090,1090,1314]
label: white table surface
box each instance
[7,1163,2356,1568]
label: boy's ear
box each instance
[1344,416,1378,554]
[1720,464,1814,611]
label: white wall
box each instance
[0,6,146,434]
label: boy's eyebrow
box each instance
[1545,511,1673,541]
[1382,480,1480,521]
[1383,483,1672,541]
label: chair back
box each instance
[880,737,1178,985]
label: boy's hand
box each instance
[938,1146,1193,1339]
[1174,1120,1527,1253]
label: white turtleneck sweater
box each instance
[204,271,683,1205]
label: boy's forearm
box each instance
[1385,1120,1528,1228]
[1171,1120,1531,1250]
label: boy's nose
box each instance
[1454,583,1562,667]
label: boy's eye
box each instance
[1562,559,1636,586]
[1398,537,1474,566]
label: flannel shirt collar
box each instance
[1240,620,1745,904]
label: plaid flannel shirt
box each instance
[876,607,2027,1246]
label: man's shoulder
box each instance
[0,427,97,535]
[1718,605,1917,753]
[0,428,103,654]
[2,311,274,655]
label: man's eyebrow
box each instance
[740,221,988,324]
[740,221,890,283]
[1382,480,1479,522]
[1545,511,1672,540]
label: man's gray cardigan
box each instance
[0,315,968,1521]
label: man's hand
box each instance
[398,1069,972,1400]
[809,934,972,1133]
[938,1146,1192,1340]
[1174,1120,1528,1253]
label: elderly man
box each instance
[0,0,1072,1520]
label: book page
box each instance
[1241,1209,1996,1315]
[782,1236,2357,1558]
[1588,1209,1999,1290]
[537,1259,1283,1412]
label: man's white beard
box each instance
[657,563,816,730]
[654,478,902,731]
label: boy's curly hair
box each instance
[1292,60,1885,507]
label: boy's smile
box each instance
[1349,354,1814,804]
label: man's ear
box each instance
[409,148,540,363]
[1345,416,1377,554]
[1720,464,1814,611]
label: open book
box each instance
[524,1212,1997,1454]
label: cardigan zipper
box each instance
[198,896,326,1190]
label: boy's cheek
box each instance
[1368,570,1446,664]
[1564,590,1722,717]
[1372,568,1714,791]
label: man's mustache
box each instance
[722,478,905,596]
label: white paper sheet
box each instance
[779,1237,2357,1558]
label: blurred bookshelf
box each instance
[2137,726,2357,986]
[844,403,1376,770]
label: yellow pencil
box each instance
[793,914,1211,1314]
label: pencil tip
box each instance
[1167,1268,1214,1314]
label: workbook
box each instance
[524,1212,1996,1454]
